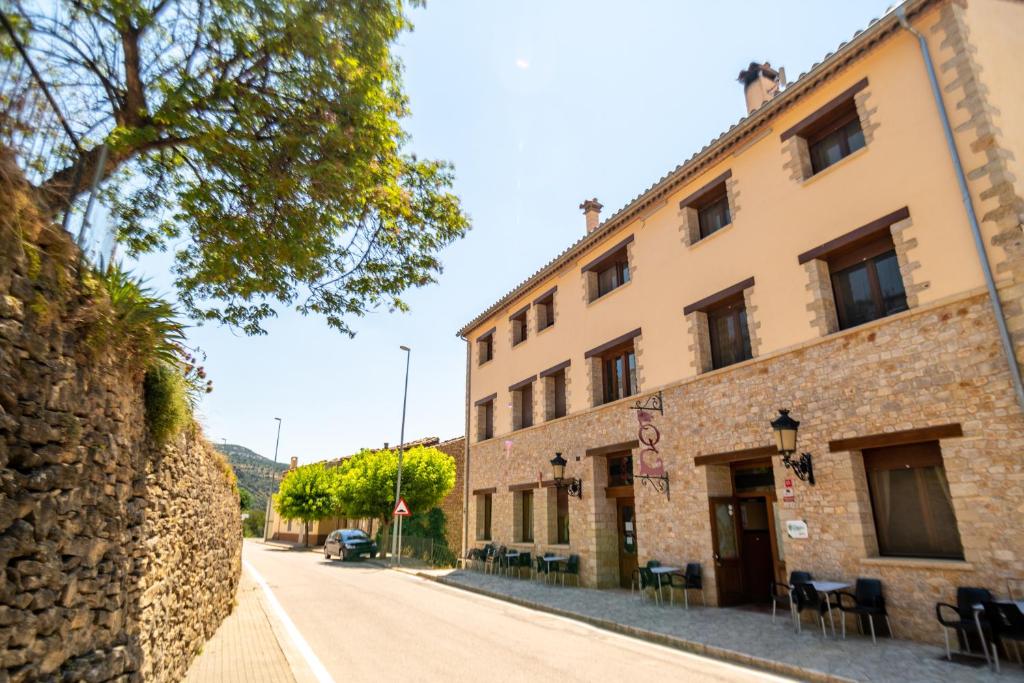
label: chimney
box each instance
[383,442,389,450]
[738,62,782,114]
[579,198,603,234]
[289,456,298,470]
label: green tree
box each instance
[242,508,266,538]
[15,0,470,335]
[336,445,455,527]
[239,487,253,511]
[273,463,340,547]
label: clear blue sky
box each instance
[131,0,893,464]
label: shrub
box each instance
[143,363,190,446]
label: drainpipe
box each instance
[460,335,471,560]
[896,7,1024,411]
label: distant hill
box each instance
[216,444,289,511]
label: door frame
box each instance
[708,496,744,606]
[730,460,785,587]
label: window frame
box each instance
[862,442,964,560]
[696,191,732,239]
[475,395,495,441]
[829,235,908,330]
[477,493,493,541]
[706,296,752,370]
[600,343,638,405]
[476,329,495,365]
[807,107,866,175]
[596,252,631,298]
[510,377,535,431]
[519,489,534,543]
[555,486,569,544]
[509,307,528,346]
[534,287,556,332]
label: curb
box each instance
[407,570,856,683]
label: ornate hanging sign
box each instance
[630,391,670,499]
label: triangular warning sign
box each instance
[393,497,411,517]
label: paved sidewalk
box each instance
[428,569,1005,683]
[184,569,298,683]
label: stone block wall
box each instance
[436,437,465,552]
[0,161,241,681]
[466,288,1024,644]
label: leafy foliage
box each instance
[22,0,471,336]
[274,463,339,546]
[239,487,253,511]
[242,508,266,538]
[335,445,455,523]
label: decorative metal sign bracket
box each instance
[629,390,664,415]
[633,471,670,499]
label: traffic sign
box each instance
[393,497,411,517]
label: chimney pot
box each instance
[738,61,782,115]
[289,456,298,470]
[579,198,603,234]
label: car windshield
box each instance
[341,531,368,541]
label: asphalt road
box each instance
[243,540,787,682]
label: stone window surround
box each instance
[798,207,926,336]
[581,234,636,304]
[678,169,740,247]
[683,278,759,374]
[473,489,495,541]
[476,327,496,366]
[830,424,967,563]
[509,375,537,431]
[585,328,644,408]
[533,286,558,334]
[539,359,571,422]
[508,305,529,348]
[474,393,496,443]
[780,77,878,184]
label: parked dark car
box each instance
[324,529,378,561]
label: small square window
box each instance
[535,292,555,331]
[476,399,494,441]
[808,108,865,175]
[829,235,908,330]
[707,298,752,370]
[697,193,731,239]
[477,332,494,364]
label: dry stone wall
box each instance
[0,164,241,681]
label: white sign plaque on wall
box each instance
[786,520,809,539]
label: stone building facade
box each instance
[0,156,242,681]
[457,0,1024,645]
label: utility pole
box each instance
[390,346,411,566]
[263,417,283,542]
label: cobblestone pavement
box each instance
[184,569,298,683]
[437,569,1007,682]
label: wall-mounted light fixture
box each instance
[550,452,583,498]
[770,408,815,485]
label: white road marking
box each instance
[244,559,336,683]
[401,572,793,681]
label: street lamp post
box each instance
[390,346,411,566]
[263,417,283,541]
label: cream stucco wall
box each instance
[464,1,1020,443]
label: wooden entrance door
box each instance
[738,497,774,603]
[617,497,638,589]
[709,497,744,605]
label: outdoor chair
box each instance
[484,545,505,575]
[770,570,812,623]
[935,586,994,664]
[533,556,548,582]
[560,555,580,587]
[835,578,892,643]
[983,600,1024,673]
[632,566,661,604]
[791,582,835,637]
[515,552,532,580]
[669,563,704,609]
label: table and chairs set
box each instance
[935,582,1024,673]
[460,544,580,586]
[631,561,705,609]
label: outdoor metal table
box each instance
[650,566,681,605]
[542,555,568,584]
[970,599,1024,668]
[502,550,521,576]
[792,580,849,636]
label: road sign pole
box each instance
[390,346,411,566]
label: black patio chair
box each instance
[533,555,548,582]
[936,586,994,664]
[485,545,505,575]
[632,566,661,604]
[771,570,812,623]
[983,600,1024,673]
[560,555,580,587]
[669,563,704,609]
[792,582,835,637]
[835,578,892,643]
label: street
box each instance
[243,541,787,682]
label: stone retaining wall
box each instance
[0,163,241,681]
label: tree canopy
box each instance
[336,445,456,523]
[273,463,338,545]
[12,0,470,335]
